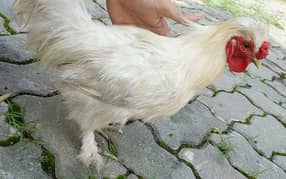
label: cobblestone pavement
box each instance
[1,0,286,179]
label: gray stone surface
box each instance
[127,174,139,179]
[239,86,286,124]
[110,122,196,179]
[85,0,108,20]
[247,64,278,81]
[234,116,286,158]
[102,159,127,178]
[267,47,286,72]
[0,34,33,62]
[211,132,286,179]
[212,70,248,91]
[0,142,50,179]
[178,146,246,179]
[150,101,227,150]
[265,80,286,98]
[198,92,263,123]
[273,155,286,171]
[244,78,286,104]
[0,62,56,95]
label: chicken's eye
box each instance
[243,42,250,49]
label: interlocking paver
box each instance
[150,101,227,150]
[178,145,246,179]
[198,92,263,123]
[110,122,196,179]
[211,132,286,179]
[0,143,49,179]
[234,116,286,158]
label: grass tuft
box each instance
[107,139,118,157]
[39,148,56,177]
[3,101,38,142]
[0,12,17,34]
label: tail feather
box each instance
[14,0,96,64]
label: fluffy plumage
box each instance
[14,0,269,168]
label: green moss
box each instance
[88,176,97,179]
[0,12,17,35]
[180,159,202,179]
[158,140,172,152]
[116,175,127,179]
[3,101,37,142]
[39,148,56,177]
[0,136,20,146]
[107,140,118,157]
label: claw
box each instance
[103,126,123,134]
[99,151,118,161]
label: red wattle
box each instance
[228,57,250,73]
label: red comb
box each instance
[256,41,270,59]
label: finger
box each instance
[144,18,170,36]
[183,13,203,23]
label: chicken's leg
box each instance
[78,131,104,169]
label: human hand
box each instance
[106,0,201,36]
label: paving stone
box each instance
[182,2,232,21]
[0,102,19,141]
[85,0,108,20]
[169,2,232,34]
[94,0,107,10]
[150,101,227,150]
[266,47,286,72]
[198,88,214,97]
[127,174,139,179]
[234,116,286,158]
[0,62,56,95]
[198,92,263,123]
[212,70,248,91]
[0,0,20,32]
[265,80,286,98]
[102,160,127,178]
[0,142,50,179]
[178,145,246,179]
[111,122,196,179]
[211,132,286,179]
[0,34,33,62]
[239,86,286,124]
[247,64,278,81]
[14,95,126,178]
[273,155,286,171]
[245,78,286,104]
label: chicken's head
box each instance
[225,18,270,73]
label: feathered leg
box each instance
[78,131,104,169]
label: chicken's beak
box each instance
[252,58,262,69]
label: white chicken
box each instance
[14,0,270,169]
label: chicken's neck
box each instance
[177,24,241,92]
